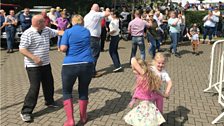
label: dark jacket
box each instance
[19,13,32,32]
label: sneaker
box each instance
[113,67,123,72]
[46,102,60,108]
[9,49,14,53]
[6,49,10,53]
[20,113,32,122]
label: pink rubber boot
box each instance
[63,99,75,126]
[78,100,88,124]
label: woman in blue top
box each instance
[60,15,94,126]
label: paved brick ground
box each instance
[1,39,224,126]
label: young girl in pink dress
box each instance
[124,57,167,126]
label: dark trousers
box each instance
[203,26,215,41]
[21,64,54,114]
[109,35,121,68]
[5,27,16,49]
[90,37,101,75]
[62,63,93,100]
[101,27,107,51]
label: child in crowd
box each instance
[124,57,166,126]
[189,23,200,55]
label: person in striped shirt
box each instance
[19,14,64,122]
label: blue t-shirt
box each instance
[60,25,94,64]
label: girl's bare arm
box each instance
[165,80,172,97]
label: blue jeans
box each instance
[130,36,145,60]
[109,35,121,68]
[203,26,215,41]
[170,32,180,53]
[148,33,160,58]
[5,26,16,49]
[90,37,101,75]
[62,63,93,100]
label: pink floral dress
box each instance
[124,101,165,126]
[124,74,165,126]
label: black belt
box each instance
[91,36,100,39]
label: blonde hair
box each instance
[134,58,161,92]
[72,14,84,25]
[152,52,165,66]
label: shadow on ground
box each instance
[103,46,126,52]
[162,106,190,126]
[97,62,131,76]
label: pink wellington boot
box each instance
[78,100,88,124]
[63,99,75,126]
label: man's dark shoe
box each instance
[157,49,162,52]
[46,102,60,108]
[169,48,172,54]
[174,53,181,58]
[20,113,32,122]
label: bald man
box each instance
[19,15,63,122]
[84,3,110,78]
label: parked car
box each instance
[0,3,21,15]
[1,6,51,44]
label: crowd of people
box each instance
[0,6,71,53]
[0,1,223,126]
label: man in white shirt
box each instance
[19,14,64,122]
[84,3,110,77]
[212,7,220,38]
[47,8,57,29]
[202,11,219,44]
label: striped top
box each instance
[19,26,58,67]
